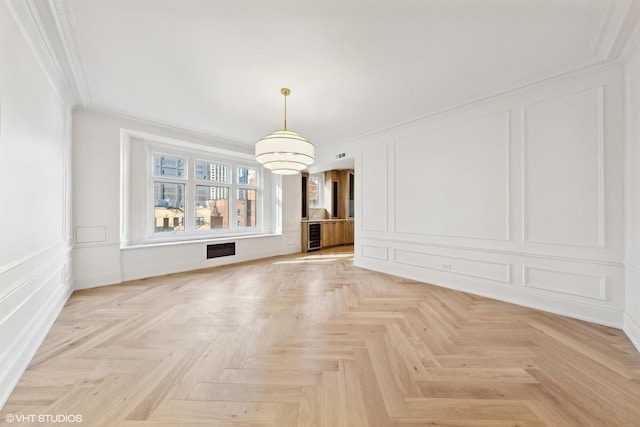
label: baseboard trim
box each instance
[74,272,123,290]
[0,281,72,410]
[354,257,624,329]
[624,312,640,352]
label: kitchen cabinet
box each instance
[345,220,354,244]
[301,219,353,252]
[322,220,344,248]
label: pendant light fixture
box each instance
[255,88,314,175]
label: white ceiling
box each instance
[50,0,640,148]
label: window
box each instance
[154,154,185,178]
[196,185,229,229]
[236,167,258,228]
[149,147,261,239]
[154,182,185,232]
[308,175,322,208]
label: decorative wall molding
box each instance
[522,265,607,301]
[48,0,90,104]
[359,235,625,268]
[521,86,606,248]
[593,0,635,59]
[393,111,511,241]
[0,242,71,296]
[355,256,624,328]
[621,16,640,63]
[360,143,388,232]
[5,0,85,105]
[0,280,72,409]
[361,244,388,261]
[394,249,511,283]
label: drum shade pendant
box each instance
[255,88,314,175]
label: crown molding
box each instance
[5,0,70,103]
[594,0,633,59]
[48,0,90,105]
[321,59,622,153]
[4,0,89,106]
[620,9,640,64]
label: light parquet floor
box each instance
[2,246,640,426]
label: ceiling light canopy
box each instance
[255,88,314,175]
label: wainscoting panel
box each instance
[395,249,511,283]
[395,112,510,240]
[361,244,388,261]
[0,242,72,409]
[522,87,604,248]
[522,265,606,301]
[361,143,388,232]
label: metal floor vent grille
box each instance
[206,242,235,259]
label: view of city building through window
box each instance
[153,153,258,234]
[308,176,321,208]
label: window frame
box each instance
[308,173,323,209]
[145,141,263,242]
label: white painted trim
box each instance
[594,0,637,60]
[0,281,72,410]
[5,0,72,104]
[0,242,61,276]
[354,256,624,328]
[127,129,254,159]
[359,235,625,268]
[522,265,607,301]
[393,111,512,242]
[521,86,607,249]
[619,3,640,64]
[360,142,388,233]
[73,241,120,249]
[387,139,396,234]
[73,272,123,290]
[360,244,388,261]
[47,0,90,105]
[623,312,640,352]
[320,61,623,152]
[394,248,511,284]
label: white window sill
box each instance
[121,232,281,250]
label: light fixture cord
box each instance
[283,92,287,130]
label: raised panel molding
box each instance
[394,111,510,241]
[0,242,73,409]
[522,86,605,248]
[522,265,607,301]
[361,143,388,232]
[394,249,511,283]
[361,244,388,261]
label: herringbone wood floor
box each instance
[2,246,640,426]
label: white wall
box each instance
[625,34,640,350]
[0,2,73,408]
[318,66,627,328]
[73,108,301,289]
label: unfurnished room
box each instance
[2,0,640,425]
